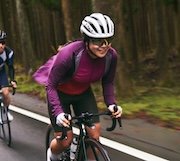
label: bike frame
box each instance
[57,108,122,160]
[76,123,88,160]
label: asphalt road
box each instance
[0,93,178,161]
[0,111,141,161]
[0,111,46,161]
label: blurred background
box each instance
[0,0,179,129]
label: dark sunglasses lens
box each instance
[90,39,101,46]
[90,38,113,46]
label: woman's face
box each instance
[86,38,112,59]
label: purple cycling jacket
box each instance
[45,41,118,117]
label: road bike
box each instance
[46,106,122,161]
[0,85,15,146]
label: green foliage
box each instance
[116,87,180,128]
[16,73,46,100]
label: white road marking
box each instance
[9,105,169,161]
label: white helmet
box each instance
[0,30,7,40]
[80,13,114,38]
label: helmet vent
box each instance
[90,23,98,33]
[80,13,114,38]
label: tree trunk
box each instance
[115,0,134,97]
[15,0,34,74]
[126,0,138,72]
[61,0,72,41]
[153,0,171,85]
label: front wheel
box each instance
[79,138,111,161]
[45,124,54,151]
[0,106,11,146]
[45,124,70,161]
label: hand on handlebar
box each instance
[56,113,71,127]
[108,105,122,118]
[10,80,17,88]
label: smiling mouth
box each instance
[98,51,107,56]
[97,49,104,53]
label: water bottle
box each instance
[70,137,78,160]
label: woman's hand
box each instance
[56,113,71,127]
[10,81,17,88]
[108,105,122,118]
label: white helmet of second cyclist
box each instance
[80,13,114,38]
[0,30,7,40]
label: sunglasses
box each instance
[0,41,6,45]
[89,37,113,47]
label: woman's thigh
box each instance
[73,88,100,123]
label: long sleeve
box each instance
[102,48,118,106]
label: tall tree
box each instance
[61,0,72,41]
[115,0,134,97]
[15,0,34,73]
[0,1,4,29]
[153,0,170,85]
[61,0,92,40]
[125,0,138,72]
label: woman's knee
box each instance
[2,87,9,97]
[86,123,101,140]
[54,131,73,149]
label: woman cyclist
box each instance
[0,30,17,121]
[34,13,122,161]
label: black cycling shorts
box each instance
[0,70,9,86]
[48,87,100,132]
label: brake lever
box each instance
[106,106,123,131]
[106,116,116,131]
[8,84,16,95]
[117,117,123,129]
[114,106,123,130]
[12,87,16,95]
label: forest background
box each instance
[0,0,179,130]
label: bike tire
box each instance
[45,124,54,151]
[0,106,11,146]
[45,124,70,161]
[78,138,111,161]
[0,106,2,138]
